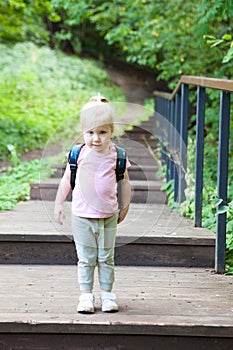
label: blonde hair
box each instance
[80,94,114,133]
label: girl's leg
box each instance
[72,215,98,292]
[72,215,99,313]
[97,213,119,312]
[97,213,118,291]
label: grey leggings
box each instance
[72,213,118,291]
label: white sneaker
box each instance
[101,292,118,313]
[77,293,94,314]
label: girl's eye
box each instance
[100,130,107,134]
[88,131,94,135]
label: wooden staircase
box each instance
[0,117,232,350]
[30,117,166,205]
[1,117,215,267]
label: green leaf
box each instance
[222,34,232,41]
[213,198,223,206]
[216,205,229,215]
[210,39,224,48]
[222,47,233,63]
[203,35,216,40]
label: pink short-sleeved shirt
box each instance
[72,144,130,218]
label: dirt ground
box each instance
[106,66,158,104]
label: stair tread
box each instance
[0,201,215,245]
[52,163,158,170]
[0,264,232,337]
[31,178,163,189]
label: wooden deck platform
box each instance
[0,265,233,349]
[0,200,215,267]
[0,113,227,349]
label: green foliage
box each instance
[0,0,60,44]
[0,159,49,210]
[204,34,233,63]
[198,0,233,23]
[0,151,68,210]
[163,174,233,273]
[50,0,232,85]
[0,41,125,210]
[0,42,125,160]
[1,0,232,82]
[199,0,233,64]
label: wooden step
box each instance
[0,265,232,350]
[52,164,159,181]
[118,132,157,145]
[129,165,158,180]
[30,179,166,204]
[114,138,157,151]
[130,180,167,203]
[124,124,153,134]
[138,120,154,129]
[0,201,215,267]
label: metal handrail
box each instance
[153,75,232,274]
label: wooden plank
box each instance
[0,266,232,338]
[0,240,215,266]
[154,75,233,102]
[0,202,215,241]
[0,333,233,350]
[30,179,163,189]
[0,201,215,266]
[30,179,166,202]
[179,76,233,93]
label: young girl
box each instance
[54,94,131,314]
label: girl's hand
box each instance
[118,206,129,224]
[117,171,130,224]
[54,204,65,225]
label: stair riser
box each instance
[51,167,158,180]
[121,146,157,155]
[123,127,153,135]
[30,187,166,204]
[130,158,158,166]
[0,241,215,268]
[131,190,167,203]
[1,333,231,350]
[120,135,156,144]
[52,152,158,167]
[128,170,157,180]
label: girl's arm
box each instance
[54,163,71,225]
[118,170,131,224]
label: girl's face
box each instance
[83,124,112,153]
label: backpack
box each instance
[68,143,126,190]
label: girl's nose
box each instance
[93,133,100,141]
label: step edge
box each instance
[0,234,215,246]
[0,321,232,338]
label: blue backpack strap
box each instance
[115,146,126,182]
[68,144,85,190]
